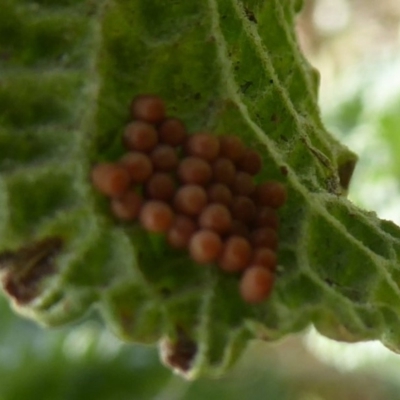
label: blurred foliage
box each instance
[321,57,400,222]
[298,0,400,221]
[0,297,172,400]
[2,293,400,400]
[0,295,290,400]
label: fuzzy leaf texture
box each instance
[1,0,400,379]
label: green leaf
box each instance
[2,0,400,379]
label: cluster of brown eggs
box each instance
[91,95,287,304]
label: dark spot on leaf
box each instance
[279,134,289,142]
[160,287,172,297]
[240,81,253,94]
[244,7,257,23]
[0,237,63,305]
[160,328,197,374]
[338,159,356,192]
[324,278,334,287]
[193,92,201,100]
[271,114,280,123]
[280,165,288,176]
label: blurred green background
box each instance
[2,0,400,398]
[4,293,400,400]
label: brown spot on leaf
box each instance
[280,165,288,176]
[159,328,197,375]
[0,237,63,305]
[271,114,280,124]
[338,159,357,193]
[244,7,257,23]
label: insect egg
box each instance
[251,228,279,250]
[251,247,277,272]
[150,145,179,172]
[123,121,159,153]
[189,229,223,264]
[254,181,287,209]
[207,183,233,207]
[91,163,131,198]
[158,118,187,146]
[145,172,177,202]
[111,190,143,221]
[185,132,220,161]
[120,152,153,183]
[230,196,257,224]
[139,201,174,233]
[212,157,236,185]
[218,236,252,272]
[130,94,166,124]
[254,207,279,230]
[173,185,208,216]
[219,135,245,162]
[198,203,232,235]
[237,149,262,175]
[232,171,255,196]
[177,156,212,185]
[167,215,197,249]
[167,214,197,249]
[239,266,275,304]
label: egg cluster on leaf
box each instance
[91,95,287,305]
